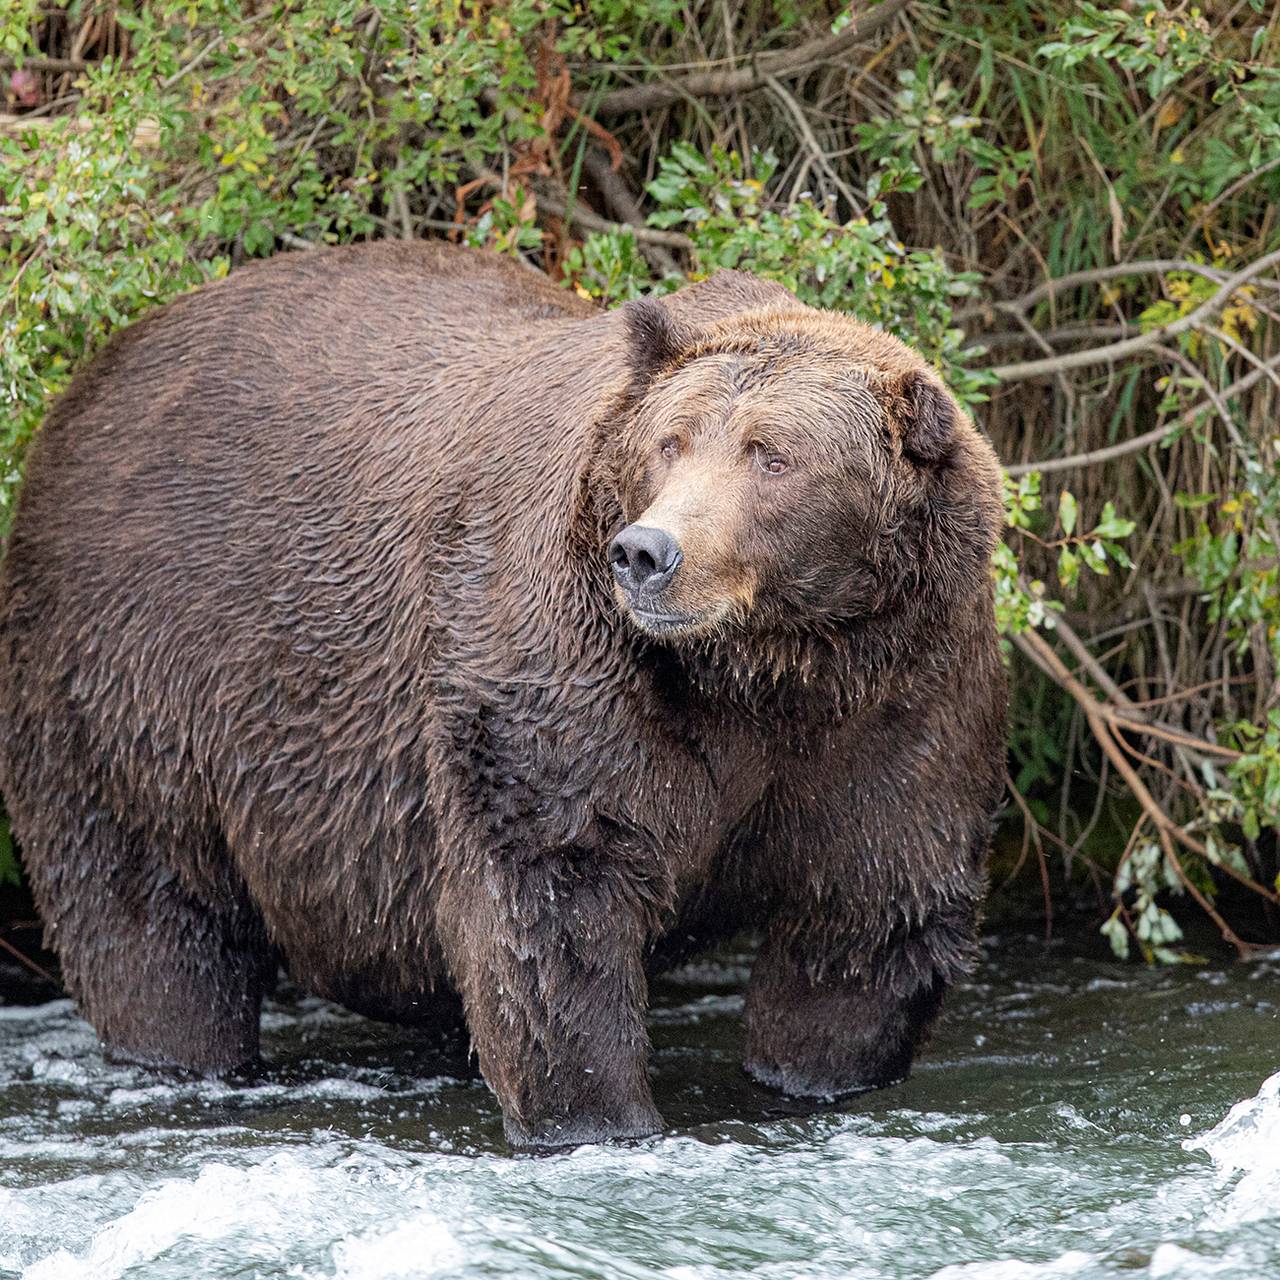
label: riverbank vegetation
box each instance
[2,0,1278,965]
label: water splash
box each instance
[1183,1070,1280,1227]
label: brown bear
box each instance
[0,241,1006,1148]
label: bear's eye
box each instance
[753,445,790,476]
[659,436,680,461]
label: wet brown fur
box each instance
[0,241,1006,1147]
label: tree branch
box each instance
[958,258,1279,324]
[580,148,683,272]
[1005,349,1280,475]
[591,0,909,115]
[765,75,862,216]
[991,246,1280,382]
[0,55,89,73]
[1014,628,1266,958]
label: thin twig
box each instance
[765,76,862,217]
[1177,154,1280,254]
[160,34,225,90]
[1003,774,1053,940]
[0,934,56,985]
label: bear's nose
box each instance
[608,524,683,596]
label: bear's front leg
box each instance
[742,910,967,1098]
[436,847,663,1149]
[742,688,1001,1100]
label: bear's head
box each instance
[595,292,1003,649]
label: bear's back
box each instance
[0,243,603,835]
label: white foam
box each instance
[321,1214,466,1279]
[20,1153,363,1280]
[1183,1071,1280,1227]
[0,1000,77,1023]
[1147,1242,1237,1277]
[925,1248,1098,1278]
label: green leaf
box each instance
[1057,546,1079,589]
[1058,490,1078,537]
[1092,501,1136,541]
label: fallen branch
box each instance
[579,148,683,273]
[0,55,89,73]
[591,0,909,115]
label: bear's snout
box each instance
[608,523,683,603]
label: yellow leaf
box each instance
[1155,100,1184,129]
[1170,146,1185,165]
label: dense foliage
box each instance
[2,0,1278,960]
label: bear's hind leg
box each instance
[26,795,272,1076]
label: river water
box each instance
[1,932,1278,1280]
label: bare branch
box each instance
[991,246,1280,382]
[0,934,56,984]
[959,258,1277,324]
[1005,349,1280,475]
[580,149,683,273]
[0,55,89,73]
[1014,628,1269,957]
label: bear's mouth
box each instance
[621,596,737,639]
[627,604,702,635]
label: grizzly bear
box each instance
[0,241,1006,1148]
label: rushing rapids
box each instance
[2,934,1279,1280]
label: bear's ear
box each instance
[897,369,959,466]
[621,296,700,386]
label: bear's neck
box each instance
[643,599,971,726]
